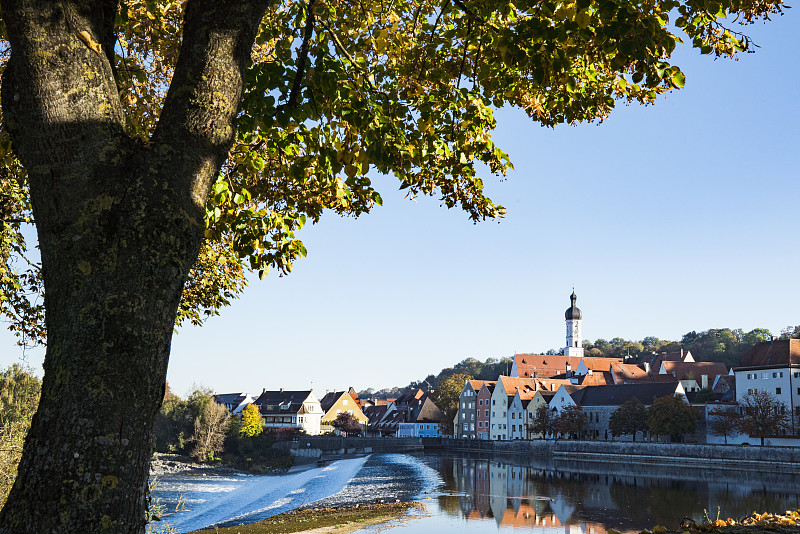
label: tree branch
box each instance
[278,0,316,112]
[152,0,269,211]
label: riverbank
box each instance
[189,502,421,534]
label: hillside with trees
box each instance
[366,326,800,396]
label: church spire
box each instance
[564,290,584,357]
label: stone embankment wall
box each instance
[423,438,800,471]
[274,436,423,458]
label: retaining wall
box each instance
[423,438,800,471]
[274,436,423,458]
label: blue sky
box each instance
[2,12,798,397]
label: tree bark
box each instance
[0,1,266,532]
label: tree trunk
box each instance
[0,1,266,532]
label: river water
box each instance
[150,451,800,533]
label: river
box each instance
[150,451,800,533]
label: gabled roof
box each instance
[609,363,651,384]
[467,379,487,392]
[412,397,443,424]
[363,405,388,423]
[254,390,315,415]
[498,376,539,397]
[661,361,728,382]
[571,382,682,407]
[737,339,800,369]
[477,381,497,395]
[581,357,623,372]
[578,371,613,386]
[514,354,584,378]
[394,388,426,406]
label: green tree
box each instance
[239,403,263,438]
[556,405,588,439]
[0,365,40,507]
[332,412,363,436]
[530,404,557,439]
[693,388,718,403]
[708,407,743,445]
[738,390,790,446]
[647,395,700,442]
[154,383,192,454]
[433,373,472,435]
[609,398,648,442]
[0,0,784,530]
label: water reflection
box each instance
[423,453,800,533]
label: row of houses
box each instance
[214,386,445,437]
[455,338,800,445]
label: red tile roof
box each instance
[661,361,728,383]
[738,339,800,369]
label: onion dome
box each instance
[565,290,582,320]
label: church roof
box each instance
[565,291,582,320]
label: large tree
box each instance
[738,390,790,446]
[0,0,784,531]
[432,372,472,435]
[647,394,699,442]
[609,397,648,441]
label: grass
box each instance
[190,502,420,534]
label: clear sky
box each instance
[2,13,798,398]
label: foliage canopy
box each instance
[0,0,785,347]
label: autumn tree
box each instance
[239,403,263,438]
[609,398,648,441]
[708,407,743,445]
[647,395,700,442]
[738,390,790,446]
[530,404,557,439]
[556,405,588,439]
[188,389,231,462]
[332,412,363,436]
[0,0,784,531]
[432,372,472,435]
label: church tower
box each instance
[564,290,584,357]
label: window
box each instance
[777,388,782,395]
[478,399,483,406]
[794,372,800,378]
[471,413,474,420]
[343,399,349,405]
[461,412,466,419]
[336,409,341,414]
[463,423,468,431]
[470,423,475,431]
[763,372,769,379]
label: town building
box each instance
[568,382,686,441]
[734,338,800,435]
[456,380,486,439]
[253,389,324,435]
[213,392,256,416]
[476,381,496,440]
[319,388,369,433]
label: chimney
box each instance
[280,387,284,392]
[588,369,593,376]
[566,363,572,377]
[644,362,651,374]
[701,375,709,389]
